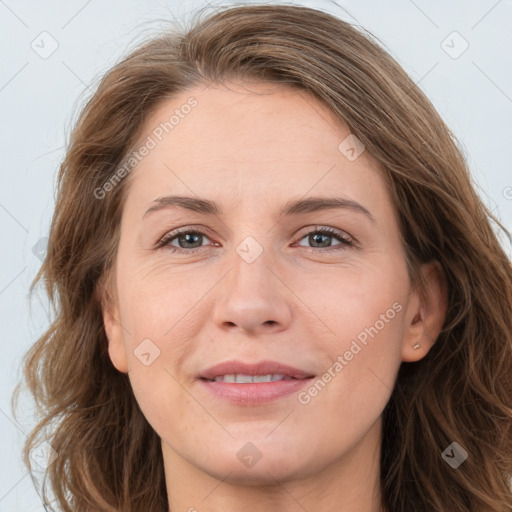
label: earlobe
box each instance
[401,260,448,363]
[97,272,129,374]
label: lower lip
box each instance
[199,378,313,405]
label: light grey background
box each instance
[1,0,511,509]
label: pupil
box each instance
[181,233,201,248]
[311,233,330,248]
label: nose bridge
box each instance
[211,231,292,333]
[228,232,276,301]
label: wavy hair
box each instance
[13,4,512,511]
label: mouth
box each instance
[198,360,315,405]
[201,373,306,383]
[199,359,315,381]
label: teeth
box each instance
[236,374,254,383]
[254,375,272,382]
[212,374,291,383]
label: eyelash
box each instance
[155,225,354,254]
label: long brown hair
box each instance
[13,4,512,511]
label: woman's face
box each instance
[103,81,444,486]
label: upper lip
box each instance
[200,360,315,380]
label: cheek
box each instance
[321,305,405,408]
[116,255,217,340]
[294,297,405,461]
[115,263,215,428]
[296,260,407,409]
[292,253,407,344]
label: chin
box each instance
[203,457,307,486]
[196,439,317,484]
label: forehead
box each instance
[124,81,392,218]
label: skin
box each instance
[102,81,447,512]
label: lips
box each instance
[199,360,314,381]
[199,359,315,405]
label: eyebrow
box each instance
[143,195,376,224]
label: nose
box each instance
[211,241,293,335]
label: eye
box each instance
[156,227,215,253]
[294,226,353,251]
[156,225,354,254]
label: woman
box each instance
[13,4,512,512]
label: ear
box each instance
[401,260,448,362]
[97,271,129,373]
